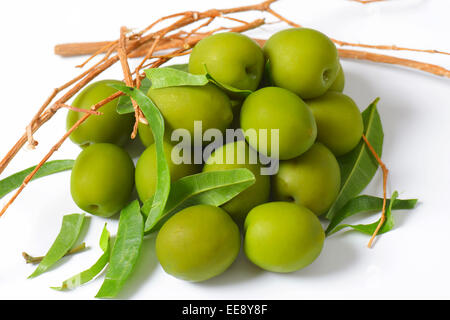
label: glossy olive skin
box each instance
[203,141,271,224]
[70,143,135,217]
[307,92,363,156]
[148,83,233,140]
[263,28,340,99]
[328,63,345,92]
[135,140,200,202]
[156,204,241,282]
[244,202,324,273]
[189,32,265,91]
[240,87,317,160]
[272,143,341,216]
[67,80,134,148]
[137,122,154,147]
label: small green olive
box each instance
[244,201,324,273]
[147,83,233,140]
[189,32,265,91]
[203,140,271,224]
[263,28,340,99]
[307,91,363,156]
[70,143,135,217]
[240,86,317,160]
[66,80,134,148]
[156,204,241,282]
[135,140,200,203]
[272,143,341,216]
[328,63,345,92]
[137,122,154,147]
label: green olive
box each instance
[147,83,233,140]
[66,80,134,148]
[307,92,363,156]
[135,140,200,203]
[263,28,340,99]
[272,143,341,216]
[156,204,241,282]
[137,122,154,147]
[189,32,265,91]
[70,143,135,217]
[203,140,271,224]
[328,62,345,92]
[244,201,324,273]
[240,86,317,160]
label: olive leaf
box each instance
[331,191,408,235]
[96,200,143,299]
[116,77,152,115]
[110,84,170,232]
[142,168,256,233]
[145,67,209,89]
[326,194,418,236]
[28,213,86,279]
[204,65,252,99]
[0,160,74,199]
[51,223,111,291]
[326,98,383,220]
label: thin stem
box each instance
[361,134,389,248]
[22,242,87,264]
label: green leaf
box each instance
[326,195,418,235]
[110,84,170,232]
[51,223,111,291]
[326,98,383,220]
[332,191,406,235]
[145,67,209,89]
[204,65,252,99]
[96,200,143,298]
[116,77,152,115]
[28,213,85,279]
[0,160,74,200]
[164,63,189,72]
[142,168,256,233]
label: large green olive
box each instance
[328,63,345,92]
[67,80,134,148]
[147,83,233,140]
[307,92,363,156]
[203,140,271,224]
[240,86,317,160]
[135,140,200,203]
[156,204,241,282]
[244,201,324,273]
[272,143,341,216]
[70,143,135,217]
[189,32,265,91]
[263,28,340,99]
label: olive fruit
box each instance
[328,63,345,92]
[137,122,154,147]
[70,143,135,217]
[189,32,265,91]
[307,92,363,156]
[135,140,200,203]
[272,143,340,216]
[203,140,271,224]
[240,86,317,160]
[156,204,241,282]
[67,80,134,148]
[244,201,324,273]
[263,28,340,99]
[147,83,233,140]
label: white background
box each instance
[0,0,449,300]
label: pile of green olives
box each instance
[67,28,364,282]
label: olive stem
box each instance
[22,242,87,264]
